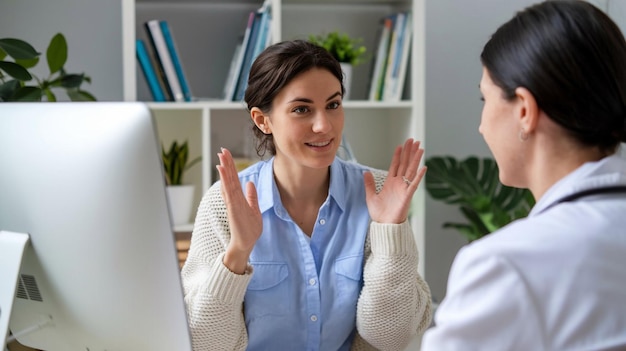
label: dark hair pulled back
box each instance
[481,0,626,154]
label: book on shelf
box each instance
[233,11,262,101]
[367,11,413,102]
[159,20,193,102]
[144,19,185,102]
[389,12,412,102]
[136,39,166,102]
[224,12,255,101]
[250,0,272,64]
[368,15,394,101]
[223,38,244,100]
[230,0,272,101]
[382,12,406,102]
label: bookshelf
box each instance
[124,0,426,274]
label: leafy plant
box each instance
[162,140,201,186]
[0,33,95,102]
[425,156,535,242]
[308,31,367,66]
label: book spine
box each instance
[159,20,193,102]
[223,41,243,100]
[225,11,255,101]
[145,19,184,102]
[136,39,166,102]
[391,12,413,102]
[368,16,393,101]
[251,1,272,63]
[377,14,397,101]
[233,11,262,101]
[383,12,406,101]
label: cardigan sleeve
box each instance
[180,183,252,351]
[353,170,433,351]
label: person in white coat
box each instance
[422,1,626,350]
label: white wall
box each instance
[0,0,125,101]
[423,0,540,302]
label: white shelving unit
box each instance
[122,0,426,273]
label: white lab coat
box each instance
[422,154,626,351]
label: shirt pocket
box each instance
[334,254,364,306]
[244,262,291,319]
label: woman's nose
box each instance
[312,111,331,133]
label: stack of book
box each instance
[368,11,413,102]
[223,0,272,101]
[137,20,192,102]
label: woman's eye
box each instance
[327,101,340,109]
[292,106,309,114]
[479,96,485,102]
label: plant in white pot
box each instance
[162,140,201,227]
[308,31,367,99]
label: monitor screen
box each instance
[0,102,192,351]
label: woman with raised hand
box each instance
[182,39,432,351]
[422,1,626,350]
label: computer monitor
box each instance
[0,102,193,350]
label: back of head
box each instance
[481,0,626,154]
[244,39,344,156]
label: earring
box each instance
[519,129,529,141]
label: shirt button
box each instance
[319,219,326,225]
[310,315,318,322]
[309,278,316,285]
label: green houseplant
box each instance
[162,140,201,226]
[162,140,202,186]
[308,31,367,66]
[425,156,535,242]
[0,33,95,102]
[308,31,367,100]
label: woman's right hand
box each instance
[216,148,262,274]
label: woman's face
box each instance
[265,67,344,171]
[478,67,525,186]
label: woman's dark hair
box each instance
[481,0,626,154]
[244,39,344,157]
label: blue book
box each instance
[234,12,262,101]
[225,11,255,101]
[136,39,166,102]
[159,20,193,102]
[251,1,272,62]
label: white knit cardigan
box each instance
[181,169,432,351]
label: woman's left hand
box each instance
[364,138,426,224]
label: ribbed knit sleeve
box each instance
[181,183,252,351]
[352,171,433,351]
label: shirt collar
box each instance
[255,157,349,213]
[530,153,626,216]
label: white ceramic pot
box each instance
[166,185,194,226]
[340,62,352,100]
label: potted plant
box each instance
[162,140,201,226]
[308,31,367,99]
[424,155,535,242]
[0,33,95,102]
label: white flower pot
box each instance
[166,185,194,226]
[340,62,352,100]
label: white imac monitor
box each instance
[0,102,193,350]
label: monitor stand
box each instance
[0,231,30,349]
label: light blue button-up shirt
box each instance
[238,157,373,351]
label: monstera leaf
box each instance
[425,156,535,242]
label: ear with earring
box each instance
[519,129,529,141]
